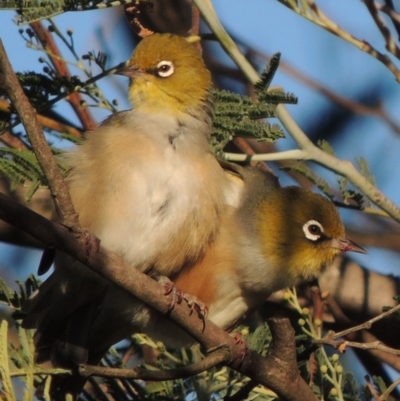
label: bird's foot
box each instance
[159,277,208,320]
[81,229,101,256]
[160,276,184,311]
[183,293,209,320]
[230,332,249,367]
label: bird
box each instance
[61,33,237,277]
[22,33,237,368]
[20,33,366,398]
[24,163,365,359]
[124,165,367,347]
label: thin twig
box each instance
[376,1,400,39]
[276,0,400,82]
[0,59,125,140]
[365,375,381,401]
[379,376,400,400]
[0,99,82,139]
[363,0,400,60]
[358,331,400,371]
[315,337,400,356]
[273,55,400,135]
[30,21,96,131]
[232,137,275,174]
[0,130,28,149]
[322,303,400,341]
[193,0,400,223]
[80,348,230,380]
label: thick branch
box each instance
[0,39,79,229]
[0,193,318,401]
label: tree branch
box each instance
[322,303,400,341]
[30,21,96,132]
[79,348,230,380]
[0,39,79,228]
[0,192,318,401]
[276,0,400,82]
[193,0,400,223]
[363,0,400,61]
[0,99,82,140]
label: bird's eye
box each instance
[303,220,324,242]
[156,60,174,77]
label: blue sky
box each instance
[0,1,398,288]
[0,0,400,390]
[0,0,399,285]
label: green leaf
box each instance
[337,176,365,208]
[255,53,281,93]
[342,372,362,401]
[0,278,17,308]
[211,88,286,153]
[0,275,39,311]
[248,323,271,355]
[11,72,83,108]
[4,0,151,25]
[254,53,298,104]
[318,139,335,156]
[372,375,387,393]
[281,162,334,199]
[356,157,375,186]
[0,147,66,198]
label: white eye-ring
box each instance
[157,60,174,77]
[303,220,324,242]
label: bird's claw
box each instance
[159,277,208,320]
[231,332,249,367]
[162,278,184,312]
[183,293,209,319]
[81,229,101,257]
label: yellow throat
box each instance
[117,34,212,118]
[257,187,350,284]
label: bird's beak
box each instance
[114,64,144,78]
[329,238,367,254]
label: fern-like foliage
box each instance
[338,177,365,208]
[13,72,83,108]
[0,148,65,201]
[82,50,108,72]
[0,275,39,311]
[356,157,376,186]
[210,88,286,153]
[318,139,336,156]
[280,162,334,199]
[255,53,297,105]
[0,274,381,401]
[210,53,297,154]
[0,0,150,24]
[254,53,281,94]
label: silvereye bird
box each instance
[23,165,365,374]
[121,165,366,347]
[22,33,236,365]
[21,34,366,397]
[62,33,235,276]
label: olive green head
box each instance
[257,187,365,284]
[116,33,212,116]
